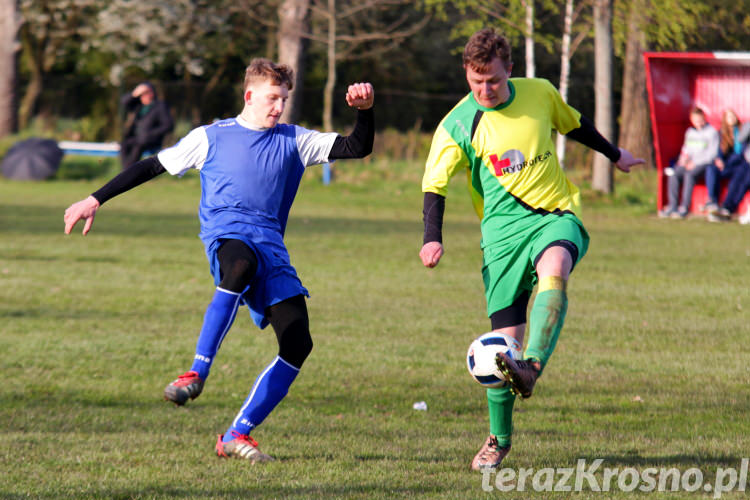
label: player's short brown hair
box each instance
[463,28,512,72]
[243,58,294,91]
[690,106,705,116]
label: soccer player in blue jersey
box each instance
[64,58,375,462]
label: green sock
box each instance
[524,277,568,372]
[487,386,515,448]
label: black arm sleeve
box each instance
[91,156,166,205]
[120,93,139,112]
[423,191,445,244]
[565,115,621,163]
[328,108,374,159]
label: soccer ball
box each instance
[466,332,522,388]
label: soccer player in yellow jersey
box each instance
[420,28,644,471]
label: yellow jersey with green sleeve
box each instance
[422,78,584,248]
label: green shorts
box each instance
[481,214,589,317]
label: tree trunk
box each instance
[618,0,654,168]
[0,0,20,137]
[555,0,574,168]
[322,0,336,131]
[18,65,42,130]
[592,0,614,193]
[278,0,309,124]
[265,24,276,60]
[184,71,201,126]
[18,22,46,130]
[524,0,535,78]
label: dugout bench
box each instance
[644,51,750,215]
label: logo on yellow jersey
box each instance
[488,149,552,177]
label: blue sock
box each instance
[223,356,299,442]
[190,287,241,381]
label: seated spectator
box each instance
[120,82,174,170]
[706,108,750,222]
[660,107,719,219]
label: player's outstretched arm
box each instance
[614,147,645,173]
[63,156,167,235]
[64,195,100,235]
[566,116,645,173]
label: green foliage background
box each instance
[10,0,750,142]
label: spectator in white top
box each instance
[661,107,719,219]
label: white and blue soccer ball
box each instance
[466,332,523,388]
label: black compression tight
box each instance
[266,295,313,369]
[217,239,259,293]
[216,239,312,369]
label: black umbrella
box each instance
[1,138,63,180]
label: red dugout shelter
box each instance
[644,51,750,214]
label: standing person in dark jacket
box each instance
[120,82,174,169]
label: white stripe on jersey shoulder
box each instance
[157,126,209,176]
[294,125,339,168]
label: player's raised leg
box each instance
[497,244,574,398]
[164,287,241,405]
[164,239,257,405]
[216,295,312,461]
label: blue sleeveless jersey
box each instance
[199,119,304,247]
[158,116,337,328]
[203,119,309,328]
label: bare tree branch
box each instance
[309,1,333,20]
[569,0,594,56]
[335,0,411,20]
[474,4,526,35]
[310,0,429,130]
[338,37,404,61]
[570,24,591,55]
[336,14,428,43]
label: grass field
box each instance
[1,161,749,499]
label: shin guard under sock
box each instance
[190,287,241,380]
[524,276,568,372]
[224,356,299,441]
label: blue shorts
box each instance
[206,235,308,329]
